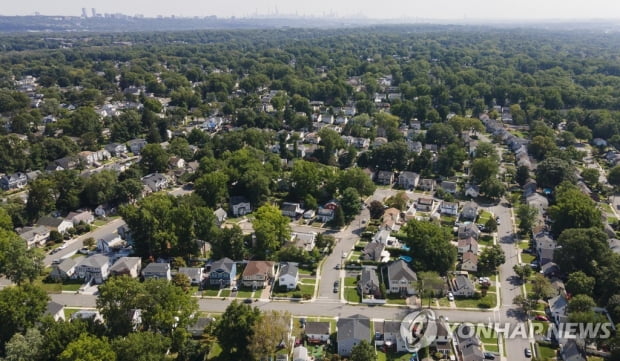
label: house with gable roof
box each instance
[337,314,371,357]
[387,260,417,295]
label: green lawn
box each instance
[344,287,360,303]
[518,241,530,250]
[64,307,86,319]
[298,268,314,275]
[62,283,82,291]
[385,294,408,305]
[235,290,254,298]
[479,235,494,246]
[478,327,498,344]
[220,290,231,297]
[377,351,414,361]
[454,293,496,309]
[537,344,557,359]
[479,210,493,224]
[521,253,535,264]
[299,278,316,285]
[437,297,451,307]
[483,344,499,353]
[344,277,358,287]
[203,289,220,297]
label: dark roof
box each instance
[387,260,417,282]
[142,262,170,273]
[280,262,299,277]
[337,314,371,343]
[45,301,64,316]
[36,216,65,228]
[305,321,330,335]
[210,257,235,274]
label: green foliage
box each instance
[0,229,44,284]
[140,144,169,174]
[477,244,506,275]
[112,332,171,361]
[58,334,116,361]
[350,340,377,361]
[548,183,601,235]
[535,157,576,189]
[566,271,596,296]
[516,204,538,235]
[0,284,49,351]
[398,219,457,275]
[194,171,229,208]
[214,300,261,361]
[340,187,361,222]
[470,157,499,185]
[252,204,291,259]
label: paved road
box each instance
[316,207,370,301]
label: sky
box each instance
[4,0,620,20]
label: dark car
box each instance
[484,352,495,360]
[243,298,253,304]
[524,348,532,358]
[333,280,340,293]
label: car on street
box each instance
[534,315,549,321]
[484,352,496,360]
[333,280,340,293]
[243,298,253,304]
[524,348,532,358]
[447,292,454,301]
[335,264,340,270]
[231,286,238,292]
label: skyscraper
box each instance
[81,8,88,18]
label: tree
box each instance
[384,191,409,211]
[340,187,361,222]
[0,284,48,351]
[530,274,555,300]
[513,294,536,315]
[368,200,385,219]
[568,294,597,313]
[350,340,377,361]
[252,204,291,259]
[0,229,44,285]
[426,123,456,146]
[609,165,620,187]
[581,168,599,187]
[214,300,261,361]
[25,177,57,222]
[211,225,247,260]
[337,168,376,197]
[172,273,191,293]
[332,207,345,228]
[0,208,13,231]
[2,328,44,361]
[58,334,116,361]
[516,204,539,235]
[398,219,457,275]
[535,157,576,189]
[112,332,171,361]
[480,178,505,199]
[528,136,557,160]
[140,144,169,174]
[513,264,533,281]
[477,244,506,275]
[473,142,498,161]
[290,160,320,198]
[515,165,530,187]
[96,276,146,337]
[470,157,499,185]
[554,227,612,278]
[548,183,601,235]
[248,311,291,360]
[484,217,498,233]
[141,279,199,335]
[566,271,596,296]
[194,171,229,208]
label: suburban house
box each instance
[278,262,299,290]
[208,258,236,287]
[73,254,111,284]
[523,180,538,198]
[293,232,316,252]
[456,324,484,361]
[464,184,480,198]
[381,207,401,230]
[65,210,94,226]
[337,314,371,357]
[398,171,420,189]
[127,138,147,154]
[96,233,122,252]
[168,156,185,169]
[214,207,227,226]
[293,346,309,361]
[108,257,142,278]
[560,339,587,361]
[450,274,476,297]
[316,207,335,223]
[45,301,65,322]
[141,173,169,193]
[387,260,417,295]
[460,202,478,221]
[281,202,303,218]
[187,316,215,338]
[50,257,81,281]
[230,196,251,217]
[104,142,127,156]
[178,267,204,285]
[375,320,407,352]
[18,225,50,248]
[376,170,395,185]
[458,224,481,240]
[460,252,478,272]
[416,197,434,212]
[433,319,452,356]
[440,181,457,194]
[142,262,172,281]
[548,294,569,325]
[241,260,275,288]
[0,172,28,190]
[305,321,330,343]
[419,178,435,191]
[71,310,104,323]
[534,232,557,266]
[358,267,381,299]
[36,216,73,234]
[440,201,459,216]
[457,237,479,254]
[362,241,388,262]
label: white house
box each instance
[73,254,111,284]
[142,263,172,281]
[278,262,299,290]
[387,260,417,295]
[440,201,459,216]
[230,196,251,217]
[178,267,204,285]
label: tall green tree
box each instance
[470,157,499,185]
[477,244,506,275]
[350,340,377,361]
[58,334,116,361]
[398,219,457,275]
[548,183,601,235]
[248,311,291,360]
[194,171,229,208]
[214,301,261,361]
[112,332,171,361]
[140,144,169,174]
[0,284,48,351]
[252,204,291,259]
[340,187,361,222]
[0,229,44,285]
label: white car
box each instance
[447,292,454,301]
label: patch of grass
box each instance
[478,327,498,344]
[203,289,220,297]
[537,344,557,359]
[64,308,85,319]
[92,219,108,227]
[220,290,231,297]
[479,235,494,246]
[207,341,222,360]
[454,293,496,309]
[437,297,451,307]
[484,344,499,353]
[344,287,360,303]
[521,253,535,264]
[518,241,530,250]
[478,211,493,224]
[532,321,549,335]
[344,277,358,287]
[385,294,408,305]
[235,290,254,298]
[299,278,316,285]
[62,283,82,291]
[298,268,313,276]
[377,351,412,361]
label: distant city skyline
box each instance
[4,0,620,20]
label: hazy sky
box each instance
[4,0,620,20]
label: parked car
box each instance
[231,286,238,292]
[534,315,549,321]
[243,298,253,304]
[78,247,89,255]
[524,348,532,358]
[447,292,454,301]
[335,264,340,270]
[484,352,496,360]
[333,281,340,293]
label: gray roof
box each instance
[214,207,227,220]
[360,267,380,289]
[387,260,417,282]
[36,216,65,228]
[178,267,203,278]
[383,320,401,334]
[337,314,371,343]
[549,294,568,315]
[109,257,141,273]
[210,257,234,274]
[561,339,586,361]
[280,262,299,277]
[454,274,475,292]
[142,262,170,273]
[78,254,109,269]
[305,321,330,335]
[57,257,80,273]
[45,301,64,316]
